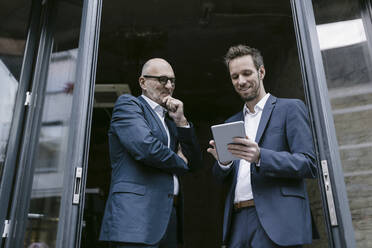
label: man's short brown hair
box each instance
[224,45,264,70]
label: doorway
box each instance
[82,0,329,247]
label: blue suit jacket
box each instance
[213,95,317,246]
[99,94,202,244]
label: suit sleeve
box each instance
[111,95,189,175]
[258,100,317,179]
[177,124,203,172]
[212,161,235,184]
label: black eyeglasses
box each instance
[143,75,176,86]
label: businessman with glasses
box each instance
[100,58,203,248]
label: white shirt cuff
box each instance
[218,161,233,170]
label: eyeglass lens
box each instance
[158,76,175,85]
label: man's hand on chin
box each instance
[162,96,188,127]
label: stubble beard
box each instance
[239,81,260,103]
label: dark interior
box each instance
[84,0,309,247]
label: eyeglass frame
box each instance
[143,75,176,86]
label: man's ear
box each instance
[139,76,146,90]
[258,66,265,80]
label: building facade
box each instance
[0,0,371,247]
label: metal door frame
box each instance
[0,0,44,244]
[0,0,102,247]
[291,0,356,247]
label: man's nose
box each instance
[238,75,246,85]
[165,80,174,88]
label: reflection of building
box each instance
[329,85,372,245]
[31,49,77,199]
[316,13,372,246]
[0,59,18,165]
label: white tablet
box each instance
[211,121,246,163]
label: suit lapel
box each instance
[138,96,168,145]
[255,95,276,144]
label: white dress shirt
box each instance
[141,95,179,195]
[219,93,270,203]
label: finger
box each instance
[206,148,214,154]
[228,150,253,161]
[228,143,254,149]
[232,137,249,144]
[228,146,255,156]
[172,103,181,113]
[165,100,176,112]
[162,95,171,105]
[169,103,177,112]
[207,148,218,160]
[233,137,257,147]
[228,149,257,161]
[209,140,216,148]
[227,143,251,151]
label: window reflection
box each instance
[25,48,78,247]
[35,49,77,173]
[317,19,366,50]
[0,59,18,171]
[23,0,82,246]
[313,0,372,246]
[0,42,26,180]
[0,0,30,182]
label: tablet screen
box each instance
[211,121,245,163]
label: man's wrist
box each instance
[218,161,232,170]
[175,116,188,127]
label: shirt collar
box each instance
[141,94,167,117]
[244,93,270,115]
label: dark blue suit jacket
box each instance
[100,94,202,244]
[213,95,317,246]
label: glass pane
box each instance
[0,1,31,182]
[312,0,372,246]
[23,1,82,247]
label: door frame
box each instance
[0,0,42,244]
[0,0,102,247]
[291,0,356,247]
[56,0,102,246]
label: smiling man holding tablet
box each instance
[207,45,317,248]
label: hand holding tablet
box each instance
[210,121,246,164]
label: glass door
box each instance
[1,0,101,247]
[0,0,42,244]
[310,0,372,247]
[0,0,31,185]
[21,1,83,246]
[291,0,362,247]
